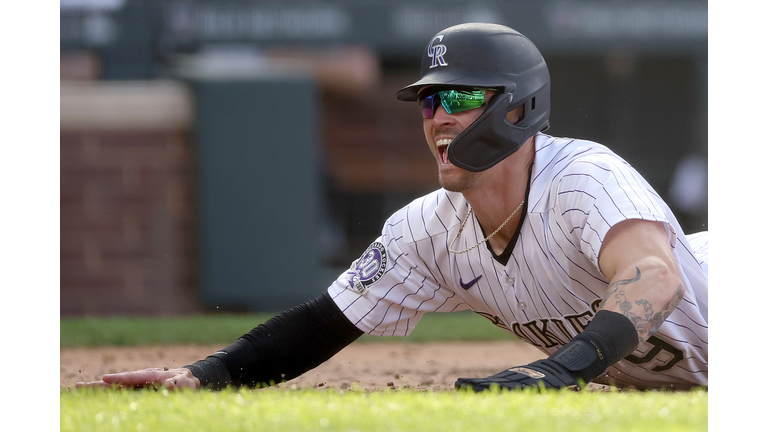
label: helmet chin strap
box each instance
[446,93,532,172]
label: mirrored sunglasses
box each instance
[418,89,488,119]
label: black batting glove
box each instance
[455,358,580,392]
[456,310,641,392]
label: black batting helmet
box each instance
[397,23,551,172]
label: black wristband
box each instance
[184,356,233,390]
[548,309,638,384]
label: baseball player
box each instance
[78,23,707,392]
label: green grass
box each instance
[61,386,707,432]
[60,310,517,347]
[60,313,708,431]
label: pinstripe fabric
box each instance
[328,134,708,389]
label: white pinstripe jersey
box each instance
[328,134,708,390]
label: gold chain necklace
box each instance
[448,198,526,254]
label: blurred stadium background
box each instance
[60,0,707,316]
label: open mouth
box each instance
[436,138,453,165]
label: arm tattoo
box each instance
[601,267,685,344]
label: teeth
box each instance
[436,138,453,147]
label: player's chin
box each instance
[438,170,478,193]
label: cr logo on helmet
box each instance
[428,35,447,68]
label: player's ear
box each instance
[506,105,524,124]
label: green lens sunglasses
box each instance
[418,89,488,119]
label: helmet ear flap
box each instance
[446,82,551,172]
[446,93,528,172]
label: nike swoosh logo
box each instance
[459,275,483,290]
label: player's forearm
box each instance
[186,292,364,389]
[538,259,682,387]
[599,260,684,344]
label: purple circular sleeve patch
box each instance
[346,242,388,295]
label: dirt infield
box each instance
[61,341,547,391]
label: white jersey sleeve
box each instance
[327,191,469,336]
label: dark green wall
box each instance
[192,78,323,311]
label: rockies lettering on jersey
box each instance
[328,134,708,390]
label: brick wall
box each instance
[60,81,201,316]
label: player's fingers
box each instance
[75,380,121,389]
[75,368,199,391]
[99,368,198,391]
[100,368,172,386]
[163,377,178,390]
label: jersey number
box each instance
[624,335,684,372]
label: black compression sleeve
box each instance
[187,292,364,389]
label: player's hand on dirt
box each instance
[75,367,200,391]
[455,359,580,392]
